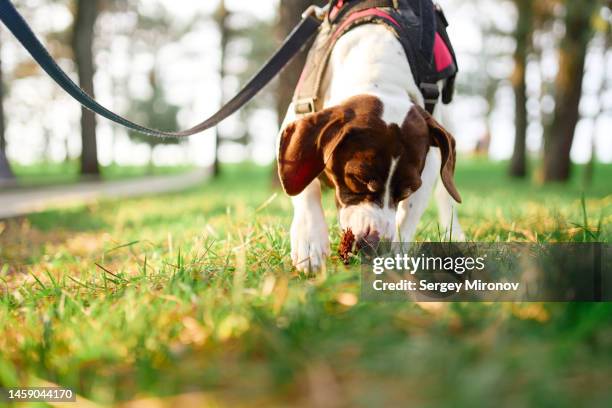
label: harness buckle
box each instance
[294,97,317,115]
[420,82,440,113]
[302,4,331,21]
[420,83,440,103]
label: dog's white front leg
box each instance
[290,179,330,272]
[396,148,440,242]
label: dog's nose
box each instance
[356,231,380,251]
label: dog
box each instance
[277,21,465,273]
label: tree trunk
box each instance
[276,0,319,123]
[542,0,598,182]
[73,0,100,177]
[272,0,318,186]
[509,0,532,178]
[213,0,230,178]
[584,32,611,187]
[0,32,15,182]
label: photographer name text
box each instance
[372,279,520,293]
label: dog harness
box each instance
[293,0,458,116]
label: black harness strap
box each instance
[0,0,323,138]
[294,0,458,116]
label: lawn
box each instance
[0,160,611,407]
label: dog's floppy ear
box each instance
[399,106,461,203]
[278,107,353,196]
[416,106,462,203]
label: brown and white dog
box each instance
[277,24,465,272]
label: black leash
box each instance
[0,0,325,138]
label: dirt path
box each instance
[0,169,209,219]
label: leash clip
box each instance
[302,4,331,21]
[294,97,317,115]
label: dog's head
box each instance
[278,94,460,246]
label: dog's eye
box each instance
[346,172,380,193]
[396,189,412,202]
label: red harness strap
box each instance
[330,8,401,43]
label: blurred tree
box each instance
[127,71,180,172]
[0,33,15,182]
[509,0,534,178]
[214,5,276,173]
[542,0,601,182]
[15,1,76,164]
[457,0,510,158]
[124,7,183,172]
[213,0,230,178]
[72,0,100,177]
[584,20,610,186]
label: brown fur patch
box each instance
[278,94,460,205]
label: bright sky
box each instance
[1,0,610,167]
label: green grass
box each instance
[0,161,611,407]
[10,161,194,187]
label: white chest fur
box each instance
[320,24,423,125]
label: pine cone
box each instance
[338,228,355,265]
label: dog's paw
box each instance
[290,214,330,273]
